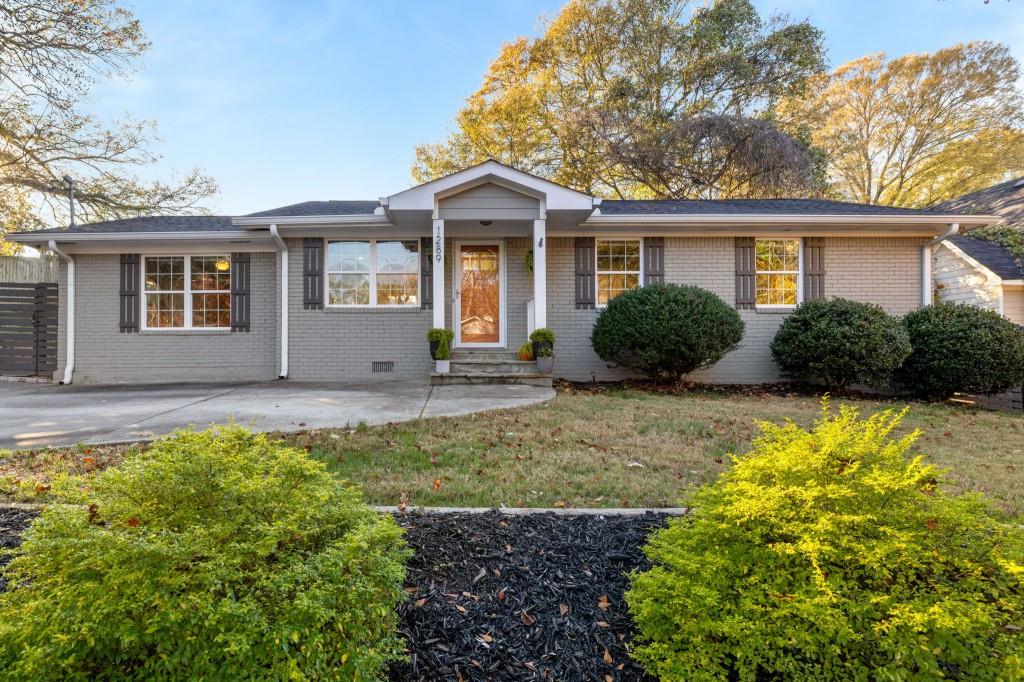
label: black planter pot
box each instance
[532,341,553,359]
[429,340,441,360]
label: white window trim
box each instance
[754,238,803,310]
[325,239,421,308]
[140,254,231,331]
[595,237,644,307]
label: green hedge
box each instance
[900,302,1024,399]
[627,404,1024,681]
[771,298,911,389]
[0,426,410,681]
[591,283,744,381]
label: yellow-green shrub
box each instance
[627,404,1024,681]
[0,426,410,681]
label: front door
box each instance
[455,242,504,347]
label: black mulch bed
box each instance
[0,506,38,593]
[390,510,668,682]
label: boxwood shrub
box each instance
[591,283,744,381]
[770,298,911,389]
[627,404,1024,681]
[0,426,410,681]
[900,302,1024,399]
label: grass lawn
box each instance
[288,386,1024,517]
[4,386,1023,517]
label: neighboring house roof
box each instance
[947,235,1024,280]
[16,216,235,235]
[245,200,380,217]
[598,198,946,216]
[932,177,1024,225]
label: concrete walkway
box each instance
[0,380,555,449]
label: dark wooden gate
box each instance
[0,283,58,377]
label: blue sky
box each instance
[89,0,1024,215]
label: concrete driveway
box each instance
[0,380,555,449]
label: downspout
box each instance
[922,223,958,307]
[48,240,75,385]
[269,225,288,378]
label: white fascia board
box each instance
[583,213,998,227]
[384,160,595,212]
[231,215,391,227]
[9,230,271,243]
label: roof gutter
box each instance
[232,214,391,228]
[922,223,959,306]
[9,231,268,243]
[583,213,999,226]
[269,225,288,379]
[48,240,75,385]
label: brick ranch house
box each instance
[9,161,997,386]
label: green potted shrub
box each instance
[427,327,454,373]
[529,328,556,374]
[516,340,534,361]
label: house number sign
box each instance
[435,224,443,263]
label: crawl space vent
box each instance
[372,361,395,374]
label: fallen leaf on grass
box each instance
[433,478,442,491]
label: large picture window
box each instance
[755,239,800,307]
[596,239,641,305]
[326,240,419,307]
[143,255,231,329]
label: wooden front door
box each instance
[455,243,504,347]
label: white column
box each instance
[432,218,445,329]
[533,218,547,329]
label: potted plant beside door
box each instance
[427,328,454,373]
[530,328,556,374]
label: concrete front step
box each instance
[449,350,520,362]
[431,372,553,387]
[450,359,538,375]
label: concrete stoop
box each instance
[432,350,553,387]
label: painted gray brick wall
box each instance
[56,253,278,383]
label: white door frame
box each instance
[453,239,506,348]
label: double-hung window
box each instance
[326,240,419,307]
[596,239,641,305]
[754,239,800,308]
[143,255,231,329]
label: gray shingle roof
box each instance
[598,198,951,216]
[949,235,1024,280]
[19,216,235,235]
[932,177,1024,225]
[245,201,379,217]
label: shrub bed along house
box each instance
[626,404,1024,681]
[591,283,744,382]
[900,302,1024,399]
[770,298,911,389]
[0,427,410,681]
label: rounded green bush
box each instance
[770,298,911,389]
[626,405,1024,681]
[900,302,1024,399]
[591,283,744,381]
[0,426,410,681]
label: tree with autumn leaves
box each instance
[416,0,1024,208]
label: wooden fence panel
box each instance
[0,283,58,376]
[0,255,58,284]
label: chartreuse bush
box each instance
[0,426,410,681]
[627,404,1024,682]
[771,298,911,389]
[900,302,1024,399]
[591,283,744,381]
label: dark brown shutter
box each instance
[644,237,664,285]
[119,254,140,333]
[803,237,825,301]
[230,252,251,332]
[574,237,596,309]
[735,237,756,309]
[303,238,323,309]
[420,236,432,310]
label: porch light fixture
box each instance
[480,220,492,226]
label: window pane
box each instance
[755,273,798,305]
[190,256,230,291]
[755,239,798,272]
[377,273,419,305]
[192,292,231,327]
[597,273,639,304]
[327,241,370,273]
[597,240,641,273]
[146,292,184,328]
[376,240,418,273]
[144,257,184,291]
[328,273,369,305]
